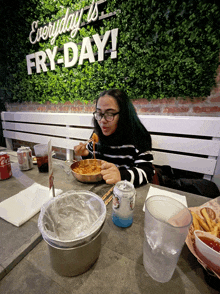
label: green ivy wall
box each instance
[1,0,220,115]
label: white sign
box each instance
[26,28,118,74]
[26,1,118,74]
[29,1,99,46]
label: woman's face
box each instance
[96,95,120,136]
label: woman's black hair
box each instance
[93,89,152,152]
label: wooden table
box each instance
[0,149,219,293]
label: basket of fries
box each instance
[186,198,220,278]
[71,159,103,183]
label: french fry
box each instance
[201,208,214,231]
[211,219,217,228]
[215,223,220,238]
[193,212,210,231]
[200,207,216,220]
[191,212,200,230]
[191,207,220,239]
[210,225,219,237]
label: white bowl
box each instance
[194,230,220,273]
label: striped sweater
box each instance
[86,141,154,187]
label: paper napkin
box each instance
[143,185,188,212]
[0,183,62,227]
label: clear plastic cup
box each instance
[143,195,192,283]
[34,144,48,172]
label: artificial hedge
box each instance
[1,0,220,103]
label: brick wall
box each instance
[5,79,220,117]
[4,93,220,116]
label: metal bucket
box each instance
[38,190,106,248]
[44,224,103,277]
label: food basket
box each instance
[71,159,103,183]
[186,197,220,279]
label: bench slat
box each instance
[151,135,220,157]
[140,115,220,137]
[5,122,219,157]
[4,122,219,157]
[1,112,93,127]
[3,131,85,150]
[3,112,220,136]
[153,151,216,175]
[3,122,93,140]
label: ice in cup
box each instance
[34,144,48,173]
[143,195,192,283]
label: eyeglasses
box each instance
[93,111,120,122]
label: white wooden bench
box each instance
[1,111,220,189]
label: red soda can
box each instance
[0,152,12,180]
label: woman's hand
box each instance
[101,161,121,185]
[74,143,89,157]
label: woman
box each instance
[74,89,154,187]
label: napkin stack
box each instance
[0,183,62,227]
[143,186,188,212]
